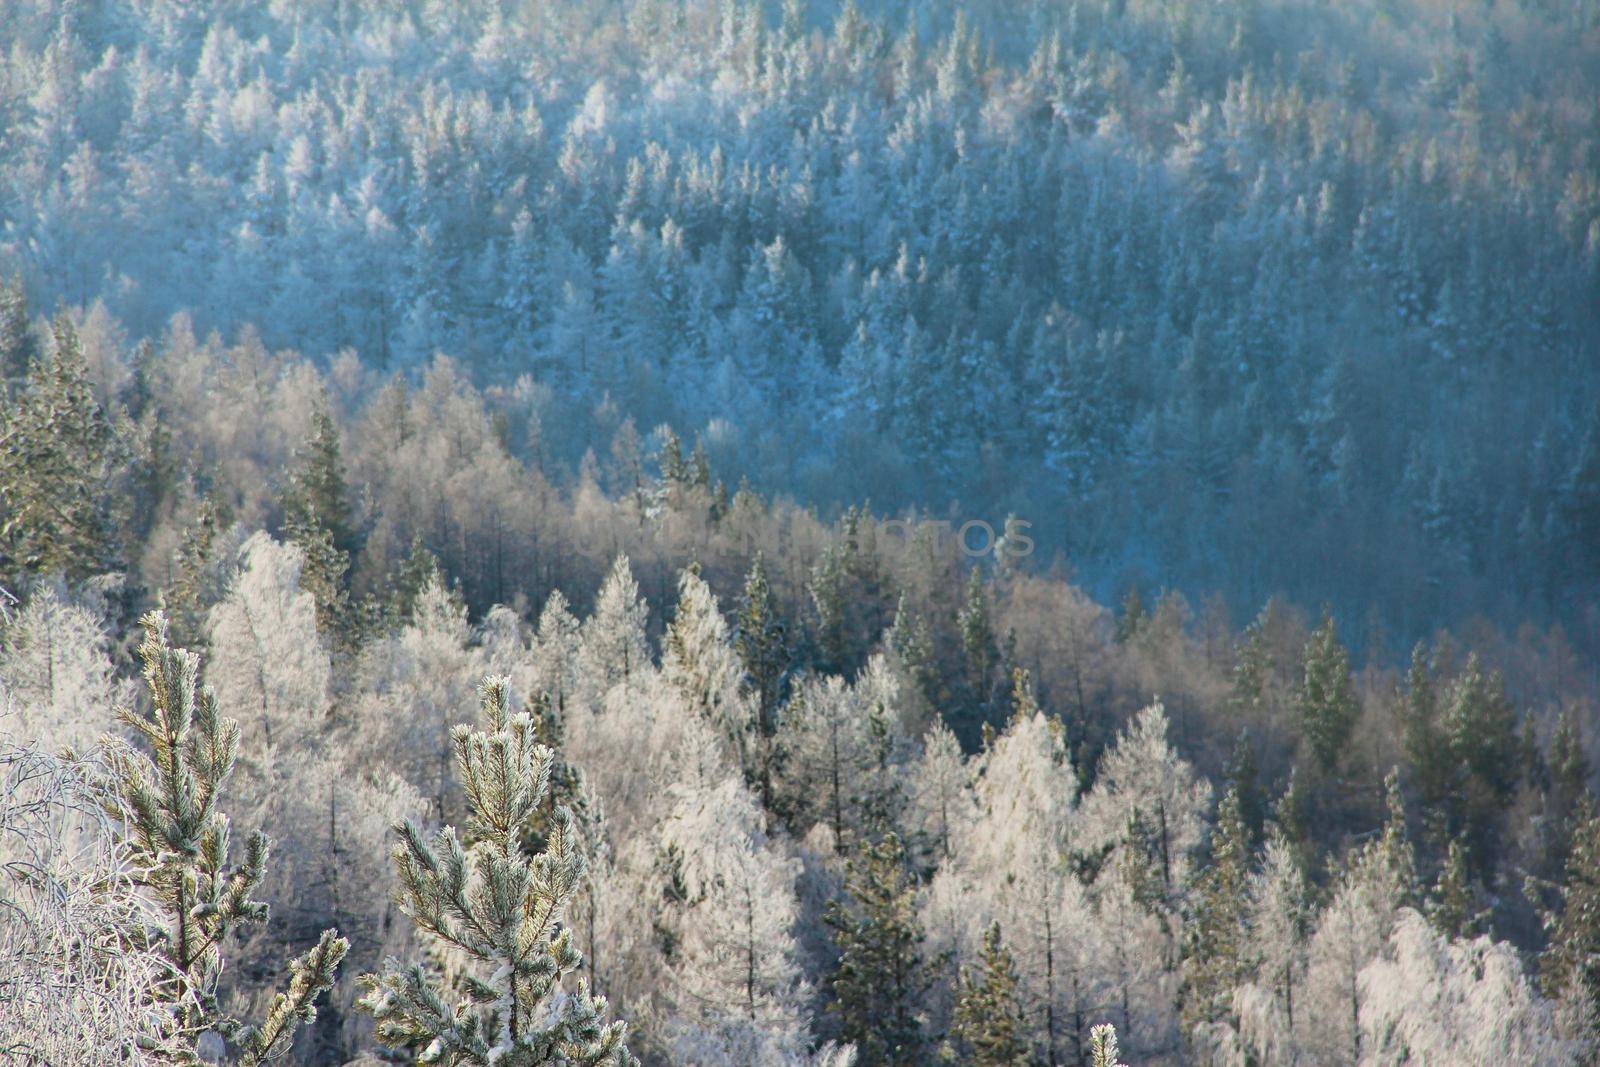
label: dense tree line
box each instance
[2,300,1598,1063]
[2,0,1599,646]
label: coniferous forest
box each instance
[1,0,1598,1064]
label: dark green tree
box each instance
[941,923,1030,1067]
[958,567,997,729]
[1539,798,1600,1046]
[279,408,357,558]
[1183,787,1255,1037]
[1296,612,1358,775]
[1427,836,1488,939]
[734,552,788,806]
[824,832,933,1066]
[0,314,123,587]
[0,274,37,385]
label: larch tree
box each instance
[93,611,347,1064]
[206,532,331,752]
[1360,910,1576,1066]
[903,718,973,869]
[663,565,754,778]
[657,776,818,1065]
[577,555,651,701]
[0,580,129,750]
[1304,770,1418,1064]
[1231,825,1312,1067]
[356,677,635,1066]
[824,831,933,1066]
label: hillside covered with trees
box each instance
[2,0,1599,1065]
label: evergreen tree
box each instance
[386,534,443,625]
[92,611,347,1064]
[163,494,233,647]
[1443,654,1520,857]
[733,552,788,805]
[1184,786,1255,1037]
[1398,643,1451,814]
[1089,1024,1128,1067]
[1539,798,1600,1047]
[941,923,1030,1067]
[280,408,357,558]
[0,314,122,587]
[958,567,997,731]
[824,832,932,1067]
[0,274,36,385]
[357,677,635,1066]
[1427,836,1488,940]
[1115,587,1145,645]
[1296,612,1358,775]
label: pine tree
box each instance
[280,408,357,558]
[0,274,37,385]
[357,677,635,1066]
[92,611,347,1064]
[1539,798,1600,1046]
[1398,643,1451,814]
[1297,612,1358,775]
[163,494,233,647]
[733,552,788,805]
[387,534,443,625]
[1428,836,1488,939]
[1183,786,1255,1036]
[0,314,122,587]
[942,923,1030,1067]
[958,567,997,731]
[1089,1024,1128,1067]
[824,832,933,1067]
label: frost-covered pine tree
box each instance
[903,719,973,868]
[357,677,635,1066]
[1231,824,1312,1066]
[93,611,347,1064]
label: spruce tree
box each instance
[941,923,1030,1067]
[93,611,347,1064]
[0,314,122,587]
[357,677,635,1066]
[1398,643,1451,816]
[824,832,933,1066]
[1296,611,1358,775]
